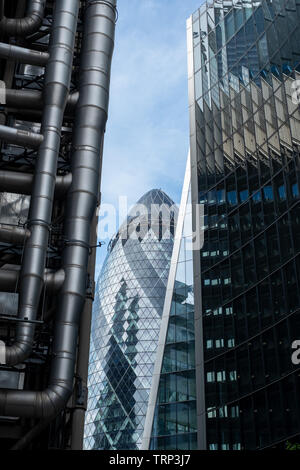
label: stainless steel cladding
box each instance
[0,0,117,449]
[0,0,46,37]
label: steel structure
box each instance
[0,0,116,449]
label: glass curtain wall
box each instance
[188,0,300,450]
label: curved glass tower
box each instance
[84,189,177,450]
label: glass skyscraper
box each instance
[142,155,200,451]
[84,189,177,450]
[143,0,300,450]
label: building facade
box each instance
[142,154,199,451]
[84,189,177,450]
[144,0,300,450]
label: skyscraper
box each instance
[144,0,300,450]
[84,189,177,450]
[142,154,199,451]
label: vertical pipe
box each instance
[70,212,98,450]
[0,0,117,421]
[0,1,4,21]
[4,0,80,366]
[70,137,104,449]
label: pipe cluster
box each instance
[0,0,116,421]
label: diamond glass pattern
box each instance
[84,189,177,450]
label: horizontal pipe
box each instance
[0,268,19,292]
[0,42,49,66]
[0,267,64,293]
[5,107,46,123]
[0,224,30,245]
[0,170,72,198]
[5,88,78,111]
[0,0,46,37]
[0,124,43,148]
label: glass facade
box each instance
[187,0,300,450]
[84,189,177,450]
[141,155,200,451]
[150,170,198,451]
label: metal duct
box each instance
[2,0,80,367]
[0,0,116,419]
[0,267,64,293]
[0,224,30,245]
[5,88,78,112]
[0,42,49,66]
[0,124,43,148]
[0,0,46,37]
[0,170,72,198]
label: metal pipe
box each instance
[5,88,78,111]
[54,172,73,199]
[0,42,49,66]
[0,1,4,22]
[1,0,80,367]
[70,207,98,449]
[0,124,43,148]
[44,269,65,294]
[0,268,19,292]
[0,267,64,293]
[0,170,72,198]
[10,417,54,450]
[0,224,30,245]
[0,0,46,37]
[0,0,116,419]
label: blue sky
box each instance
[96,0,203,276]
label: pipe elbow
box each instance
[37,385,73,419]
[0,0,46,37]
[0,383,72,419]
[5,340,33,366]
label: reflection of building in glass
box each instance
[84,189,177,450]
[144,0,300,450]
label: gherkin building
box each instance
[84,189,177,450]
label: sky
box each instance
[95,0,204,277]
